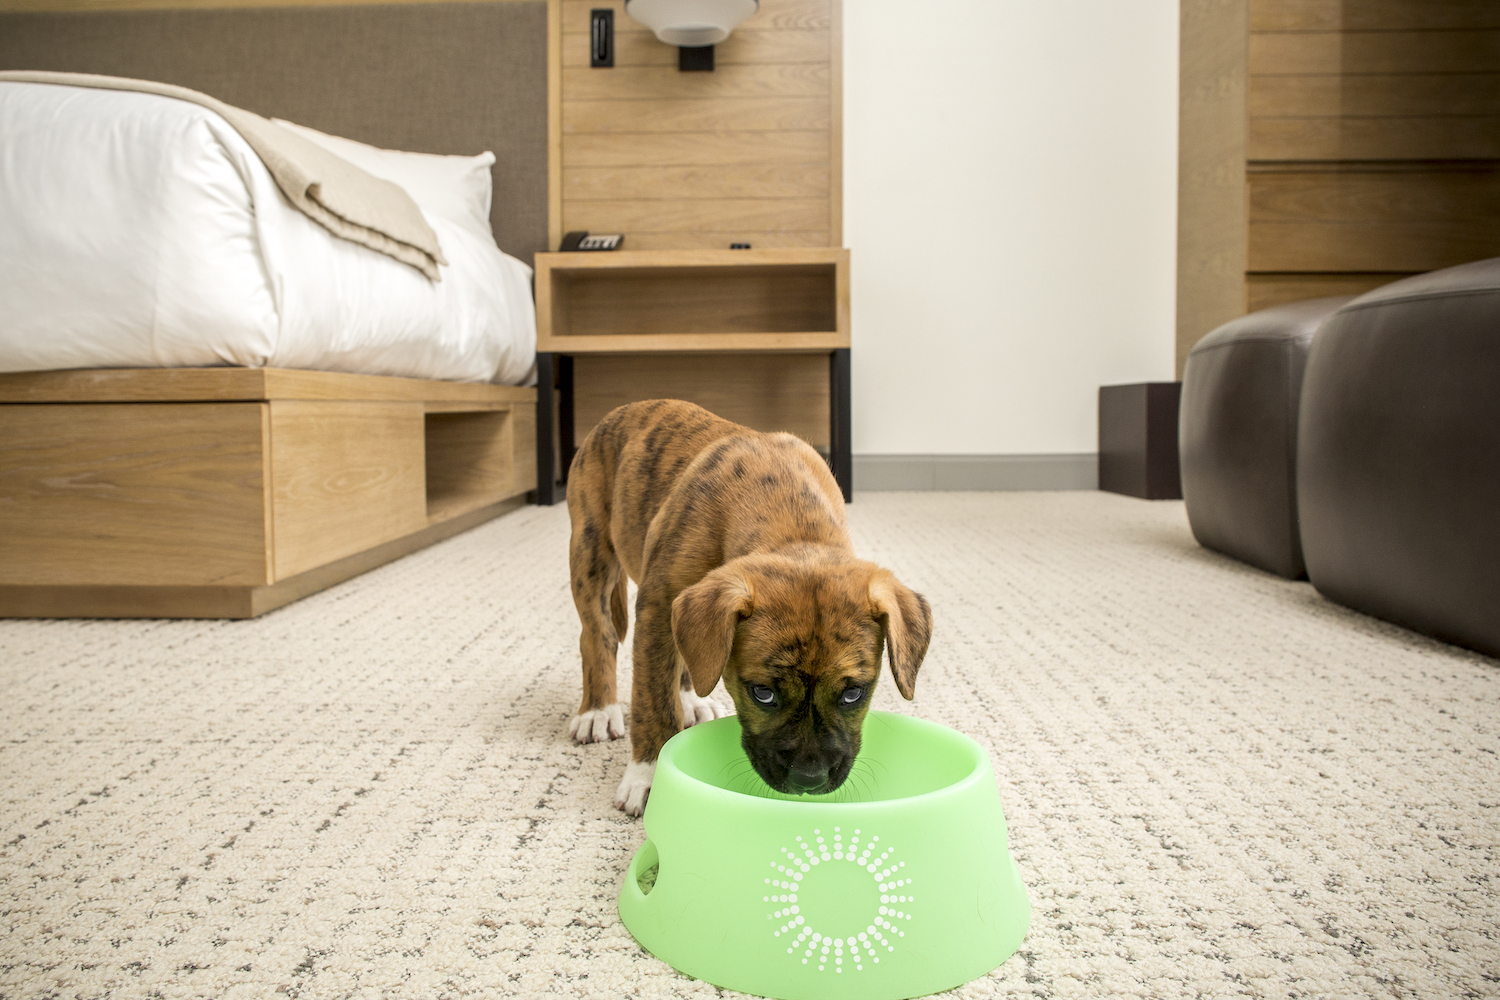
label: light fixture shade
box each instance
[624,0,759,47]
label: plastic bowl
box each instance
[618,711,1030,1000]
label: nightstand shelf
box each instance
[533,248,851,504]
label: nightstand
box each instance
[532,248,852,504]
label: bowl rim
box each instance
[657,711,993,811]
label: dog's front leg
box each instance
[615,592,683,816]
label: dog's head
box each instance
[671,554,932,795]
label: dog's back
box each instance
[570,401,740,567]
[569,399,846,584]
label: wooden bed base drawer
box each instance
[0,368,537,618]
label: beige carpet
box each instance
[2,492,1496,999]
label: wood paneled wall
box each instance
[550,0,840,252]
[1178,0,1500,372]
[1177,0,1249,378]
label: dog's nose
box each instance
[787,764,829,793]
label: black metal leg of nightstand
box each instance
[830,348,852,502]
[533,352,560,505]
[558,354,576,482]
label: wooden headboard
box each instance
[0,0,549,263]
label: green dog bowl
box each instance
[618,711,1029,1000]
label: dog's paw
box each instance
[614,760,656,817]
[569,703,627,744]
[680,689,731,727]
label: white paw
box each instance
[569,703,627,744]
[614,759,656,817]
[680,689,731,727]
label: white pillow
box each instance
[272,118,496,244]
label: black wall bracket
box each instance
[678,44,714,71]
[590,9,613,67]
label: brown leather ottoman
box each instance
[1298,259,1500,658]
[1179,297,1352,578]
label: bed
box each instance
[0,1,549,619]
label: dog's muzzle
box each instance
[786,762,830,794]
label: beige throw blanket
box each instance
[0,70,446,280]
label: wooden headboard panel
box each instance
[0,0,549,263]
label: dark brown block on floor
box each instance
[1098,382,1182,500]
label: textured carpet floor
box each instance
[2,492,1497,1000]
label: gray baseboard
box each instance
[853,453,1099,491]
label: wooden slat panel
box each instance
[1251,220,1500,272]
[563,129,830,167]
[556,0,837,252]
[1245,272,1410,312]
[1250,30,1500,76]
[561,26,828,67]
[564,163,829,200]
[1210,3,1500,370]
[1249,170,1500,273]
[540,247,846,269]
[1250,73,1500,119]
[1250,0,1500,32]
[260,371,531,404]
[1250,170,1500,223]
[560,0,828,34]
[1248,116,1500,161]
[269,401,426,580]
[574,352,829,446]
[827,0,841,243]
[562,62,828,101]
[563,197,829,233]
[0,367,536,404]
[548,0,563,249]
[564,96,830,134]
[619,230,830,250]
[537,332,845,353]
[0,403,270,586]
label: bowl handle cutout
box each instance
[631,838,661,898]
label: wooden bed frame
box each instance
[0,1,549,619]
[0,368,536,618]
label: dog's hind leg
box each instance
[566,498,628,744]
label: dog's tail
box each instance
[610,572,629,642]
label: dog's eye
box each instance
[840,687,865,706]
[750,685,777,706]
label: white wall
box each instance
[844,0,1179,456]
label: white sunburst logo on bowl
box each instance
[761,825,915,974]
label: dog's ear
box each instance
[672,568,754,697]
[869,570,932,700]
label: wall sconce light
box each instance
[624,0,759,71]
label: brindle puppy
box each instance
[565,400,933,816]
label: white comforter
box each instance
[0,83,536,384]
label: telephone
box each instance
[559,231,624,252]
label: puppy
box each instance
[565,400,933,816]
